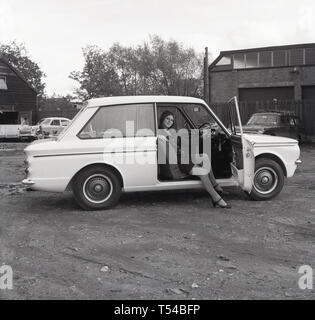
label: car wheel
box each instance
[72,166,122,210]
[249,158,284,201]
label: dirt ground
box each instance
[0,142,315,300]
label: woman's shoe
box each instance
[212,197,231,209]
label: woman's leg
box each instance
[198,174,228,207]
[208,170,224,193]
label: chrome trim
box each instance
[22,179,35,185]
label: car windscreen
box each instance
[40,119,52,125]
[247,114,278,126]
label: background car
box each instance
[19,117,71,141]
[242,111,305,143]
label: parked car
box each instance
[242,112,305,143]
[19,117,71,141]
[22,96,301,210]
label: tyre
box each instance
[72,166,122,210]
[249,158,284,201]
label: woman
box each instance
[158,111,231,209]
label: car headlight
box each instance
[258,130,264,134]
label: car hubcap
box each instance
[253,167,278,195]
[83,174,113,204]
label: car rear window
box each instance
[78,103,156,139]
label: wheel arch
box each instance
[255,153,287,177]
[66,163,124,191]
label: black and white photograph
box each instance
[0,0,315,306]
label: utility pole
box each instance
[204,47,209,105]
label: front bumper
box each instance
[22,179,35,186]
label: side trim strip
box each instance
[34,149,157,158]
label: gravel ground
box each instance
[0,142,315,300]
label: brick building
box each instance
[209,43,315,103]
[208,43,315,137]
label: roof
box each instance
[86,95,205,108]
[42,117,71,121]
[252,111,297,116]
[0,56,38,94]
[209,42,315,71]
[220,42,315,56]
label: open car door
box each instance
[228,96,255,193]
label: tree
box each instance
[0,41,46,95]
[69,45,122,100]
[70,36,203,99]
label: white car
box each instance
[22,96,301,210]
[19,117,71,141]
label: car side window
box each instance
[181,103,216,128]
[78,103,155,139]
[51,120,60,126]
[61,120,69,126]
[157,105,192,130]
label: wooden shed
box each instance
[0,56,38,136]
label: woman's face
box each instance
[162,115,174,129]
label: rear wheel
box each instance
[249,158,284,201]
[72,166,122,210]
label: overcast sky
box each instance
[1,0,314,96]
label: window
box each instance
[259,51,272,67]
[61,120,69,126]
[181,104,214,128]
[0,76,7,90]
[247,114,279,126]
[41,119,51,125]
[216,56,232,66]
[79,104,155,139]
[245,52,258,68]
[305,48,315,65]
[273,50,286,67]
[233,54,245,69]
[51,120,60,126]
[289,48,304,66]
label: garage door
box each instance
[302,86,315,100]
[239,87,294,102]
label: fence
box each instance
[209,100,315,138]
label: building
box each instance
[209,43,315,138]
[0,57,38,128]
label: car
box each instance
[19,117,71,141]
[22,96,301,210]
[242,112,305,143]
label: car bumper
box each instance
[22,179,35,186]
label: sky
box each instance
[1,0,315,96]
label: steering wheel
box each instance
[198,123,216,138]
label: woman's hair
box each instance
[159,111,175,129]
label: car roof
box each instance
[86,95,205,108]
[253,110,296,116]
[251,112,296,116]
[42,117,70,120]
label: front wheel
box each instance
[72,166,122,210]
[249,158,284,201]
